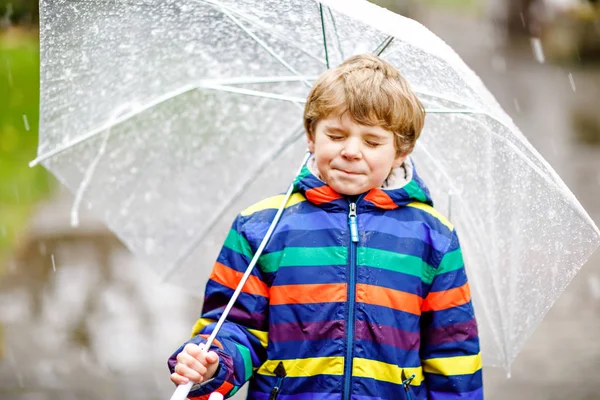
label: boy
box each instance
[169,54,483,400]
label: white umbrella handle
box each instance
[168,152,311,400]
[170,382,224,400]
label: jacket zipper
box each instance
[268,361,286,400]
[344,201,359,400]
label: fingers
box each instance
[205,351,219,365]
[172,343,219,384]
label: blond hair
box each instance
[304,54,425,156]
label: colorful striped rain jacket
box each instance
[169,159,483,400]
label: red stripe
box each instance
[191,381,234,400]
[270,283,346,305]
[305,186,343,205]
[422,283,472,311]
[364,189,398,210]
[356,283,422,315]
[209,262,269,298]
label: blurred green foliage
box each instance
[0,30,53,269]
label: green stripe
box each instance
[223,229,253,259]
[259,246,347,273]
[437,248,464,275]
[294,165,312,186]
[403,180,429,203]
[235,343,253,381]
[358,247,436,284]
[229,386,240,396]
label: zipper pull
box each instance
[348,202,358,243]
[269,362,286,400]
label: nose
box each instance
[341,137,362,160]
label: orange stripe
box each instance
[305,185,343,205]
[198,334,224,350]
[270,283,347,305]
[192,381,234,400]
[422,283,471,312]
[356,284,422,315]
[364,189,398,210]
[209,262,269,298]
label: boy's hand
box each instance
[171,343,220,385]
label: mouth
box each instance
[337,169,361,176]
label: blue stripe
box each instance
[270,303,345,325]
[357,304,421,333]
[360,232,444,264]
[356,265,424,297]
[268,338,345,359]
[249,392,342,400]
[250,373,344,397]
[421,337,481,358]
[216,246,253,272]
[352,376,427,400]
[425,268,468,293]
[353,340,422,368]
[425,369,483,393]
[421,302,477,328]
[263,228,347,253]
[360,214,449,253]
[274,265,345,285]
[429,387,484,400]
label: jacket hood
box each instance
[293,156,433,212]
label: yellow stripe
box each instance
[352,358,424,386]
[191,318,268,348]
[241,193,306,216]
[407,202,453,230]
[422,354,482,376]
[257,357,344,377]
[248,328,269,348]
[190,317,215,337]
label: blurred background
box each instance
[1,0,599,399]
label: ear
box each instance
[392,153,407,169]
[306,132,315,154]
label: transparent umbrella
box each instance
[32,0,599,381]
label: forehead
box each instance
[319,113,392,137]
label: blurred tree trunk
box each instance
[486,0,538,36]
[506,0,537,35]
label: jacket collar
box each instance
[293,156,433,212]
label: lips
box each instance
[337,169,361,175]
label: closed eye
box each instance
[327,134,345,141]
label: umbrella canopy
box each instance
[33,0,600,369]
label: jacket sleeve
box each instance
[168,213,270,399]
[420,229,483,399]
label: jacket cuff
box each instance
[168,335,235,398]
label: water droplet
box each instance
[51,254,57,272]
[568,73,576,92]
[22,114,30,131]
[530,37,545,63]
[513,98,521,113]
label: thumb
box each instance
[206,351,219,364]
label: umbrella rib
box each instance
[161,126,307,281]
[199,83,307,103]
[191,0,326,66]
[29,78,308,167]
[373,36,395,57]
[327,7,345,60]
[200,0,313,88]
[319,3,330,69]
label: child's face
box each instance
[307,113,407,196]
